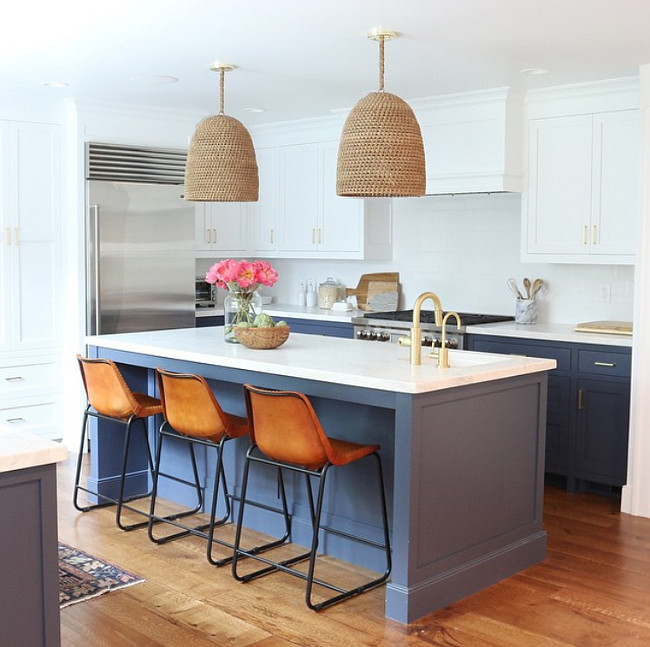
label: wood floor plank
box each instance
[56,458,650,646]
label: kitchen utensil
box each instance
[530,278,544,298]
[345,272,400,310]
[523,277,532,299]
[507,278,524,299]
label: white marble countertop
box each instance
[85,327,555,395]
[196,302,365,323]
[0,428,68,474]
[465,321,633,348]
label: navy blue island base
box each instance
[86,328,551,623]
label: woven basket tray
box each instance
[234,326,290,349]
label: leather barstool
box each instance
[149,369,290,566]
[74,355,166,531]
[232,384,392,611]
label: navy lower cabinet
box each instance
[278,317,354,338]
[467,334,631,493]
[195,315,224,328]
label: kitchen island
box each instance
[0,428,68,646]
[85,327,555,623]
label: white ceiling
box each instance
[3,0,650,125]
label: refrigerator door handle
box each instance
[90,204,101,334]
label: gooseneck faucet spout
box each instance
[407,292,444,365]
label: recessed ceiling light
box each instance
[41,81,69,88]
[242,107,266,113]
[129,75,179,85]
[520,67,551,76]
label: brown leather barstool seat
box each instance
[74,355,165,531]
[148,369,290,565]
[232,384,392,611]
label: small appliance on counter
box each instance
[195,277,216,307]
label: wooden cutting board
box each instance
[345,272,400,311]
[574,320,633,335]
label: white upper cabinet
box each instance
[249,146,280,253]
[522,79,639,264]
[249,138,391,259]
[0,120,61,351]
[523,110,639,263]
[194,202,248,256]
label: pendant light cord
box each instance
[219,67,225,114]
[379,35,385,92]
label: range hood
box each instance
[411,87,523,195]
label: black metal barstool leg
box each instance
[72,408,91,512]
[231,453,252,581]
[147,429,165,542]
[207,440,232,566]
[305,466,330,610]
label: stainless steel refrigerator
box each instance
[86,143,195,335]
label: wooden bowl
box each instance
[234,325,290,349]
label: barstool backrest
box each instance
[156,369,230,440]
[77,355,142,419]
[243,384,333,470]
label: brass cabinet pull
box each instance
[592,225,598,245]
[205,228,211,244]
[582,225,588,245]
[593,361,616,368]
[13,227,19,245]
[318,228,322,244]
[212,228,217,244]
[578,388,584,410]
[312,228,316,244]
[270,228,275,244]
[5,227,10,246]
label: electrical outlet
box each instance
[598,282,612,303]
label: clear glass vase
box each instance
[223,289,263,343]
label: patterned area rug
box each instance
[59,542,145,608]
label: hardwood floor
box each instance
[57,458,650,646]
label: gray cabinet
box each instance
[467,334,631,492]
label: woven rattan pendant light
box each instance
[337,29,425,198]
[185,62,259,202]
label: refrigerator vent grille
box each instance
[86,142,187,184]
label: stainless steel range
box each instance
[351,310,514,349]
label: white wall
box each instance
[198,192,635,324]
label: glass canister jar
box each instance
[318,277,341,309]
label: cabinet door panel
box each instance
[545,375,571,475]
[576,378,630,485]
[319,142,362,253]
[194,204,211,251]
[0,123,10,350]
[526,115,593,254]
[278,144,318,251]
[592,111,639,256]
[250,147,279,252]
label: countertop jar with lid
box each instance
[318,277,341,309]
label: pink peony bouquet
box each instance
[205,259,278,293]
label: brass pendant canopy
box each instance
[337,30,425,198]
[185,63,259,202]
